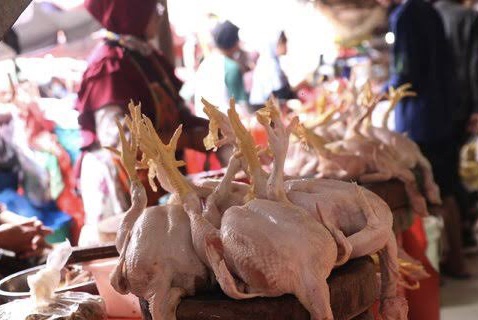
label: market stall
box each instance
[2,1,472,320]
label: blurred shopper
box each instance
[194,20,248,116]
[249,31,294,108]
[0,135,52,276]
[0,204,52,259]
[435,0,478,247]
[0,209,52,277]
[381,0,469,278]
[76,0,209,245]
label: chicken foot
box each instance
[105,103,147,252]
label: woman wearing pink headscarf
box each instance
[76,0,208,245]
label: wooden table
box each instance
[140,257,378,320]
[362,179,415,233]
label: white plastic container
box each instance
[423,215,444,272]
[83,258,141,318]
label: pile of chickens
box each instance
[285,82,441,217]
[107,95,425,320]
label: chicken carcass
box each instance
[108,105,212,320]
[284,103,347,177]
[201,102,351,320]
[285,178,409,319]
[292,122,369,180]
[261,103,409,320]
[207,99,410,320]
[283,141,319,176]
[324,93,429,217]
[289,82,433,216]
[145,98,350,320]
[360,84,441,205]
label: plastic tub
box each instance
[83,258,141,318]
[423,215,444,272]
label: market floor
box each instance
[440,254,478,319]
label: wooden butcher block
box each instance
[140,256,377,320]
[362,179,423,233]
[362,179,409,211]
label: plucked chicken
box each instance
[128,97,350,320]
[108,104,212,320]
[201,102,351,320]
[203,98,411,320]
[359,84,441,205]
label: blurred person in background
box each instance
[76,0,209,246]
[0,133,52,276]
[0,203,52,259]
[0,206,52,277]
[194,20,248,116]
[435,0,478,247]
[249,31,295,108]
[378,2,469,319]
[380,0,469,279]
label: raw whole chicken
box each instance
[292,122,368,180]
[105,102,274,320]
[108,105,212,320]
[202,103,351,320]
[206,199,343,320]
[284,140,318,177]
[136,98,351,320]
[305,89,429,216]
[263,103,411,319]
[203,98,411,319]
[285,82,439,216]
[359,84,441,205]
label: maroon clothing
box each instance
[77,0,208,149]
[76,43,183,148]
[84,0,156,37]
[75,0,208,211]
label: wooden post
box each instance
[157,0,175,66]
[0,0,32,39]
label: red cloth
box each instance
[84,0,157,38]
[17,102,55,147]
[55,147,84,246]
[78,0,183,149]
[18,102,85,245]
[185,150,222,174]
[76,43,182,149]
[402,216,440,320]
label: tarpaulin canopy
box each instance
[0,0,32,39]
[12,2,101,54]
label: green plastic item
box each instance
[46,222,71,244]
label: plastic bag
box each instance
[28,240,73,305]
[0,241,107,320]
[459,135,478,191]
